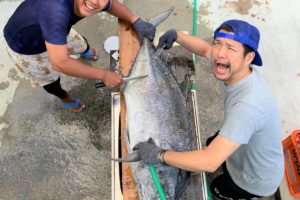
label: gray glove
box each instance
[158,29,177,50]
[133,18,156,44]
[133,138,161,164]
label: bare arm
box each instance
[45,42,123,88]
[107,0,138,24]
[176,31,211,59]
[164,134,240,172]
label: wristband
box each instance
[157,149,166,164]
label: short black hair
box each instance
[215,24,254,57]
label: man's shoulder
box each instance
[237,69,274,104]
[250,69,275,104]
[226,70,277,117]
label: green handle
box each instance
[149,164,167,200]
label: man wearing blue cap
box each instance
[129,20,284,199]
[4,0,155,113]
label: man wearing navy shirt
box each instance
[4,0,155,112]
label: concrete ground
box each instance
[0,0,300,199]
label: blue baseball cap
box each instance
[213,19,262,66]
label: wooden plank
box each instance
[118,19,140,200]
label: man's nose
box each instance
[217,45,227,58]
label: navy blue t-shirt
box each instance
[4,0,83,55]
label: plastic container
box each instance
[283,130,300,197]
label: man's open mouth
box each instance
[215,61,230,73]
[216,62,230,69]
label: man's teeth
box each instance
[217,63,229,69]
[85,3,95,10]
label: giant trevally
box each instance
[116,8,193,200]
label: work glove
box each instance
[133,17,156,44]
[157,29,177,50]
[133,138,162,164]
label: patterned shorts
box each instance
[5,28,88,87]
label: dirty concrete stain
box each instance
[0,81,9,90]
[8,68,20,81]
[199,2,212,17]
[297,72,300,77]
[216,0,270,22]
[224,0,260,15]
[198,2,214,28]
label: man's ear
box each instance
[245,52,255,65]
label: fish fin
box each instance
[148,8,174,27]
[111,150,141,162]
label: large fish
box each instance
[119,8,193,200]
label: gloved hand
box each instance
[133,17,156,44]
[157,29,177,50]
[133,138,162,164]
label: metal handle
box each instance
[95,82,106,88]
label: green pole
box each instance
[192,0,198,66]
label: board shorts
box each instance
[4,28,88,87]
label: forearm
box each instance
[164,135,240,173]
[108,0,138,24]
[163,149,218,173]
[53,57,106,80]
[176,32,211,58]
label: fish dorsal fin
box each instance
[148,8,174,27]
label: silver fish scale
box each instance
[124,38,193,200]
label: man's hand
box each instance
[133,138,162,164]
[102,70,123,89]
[158,29,177,50]
[133,18,156,44]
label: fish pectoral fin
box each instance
[111,150,141,162]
